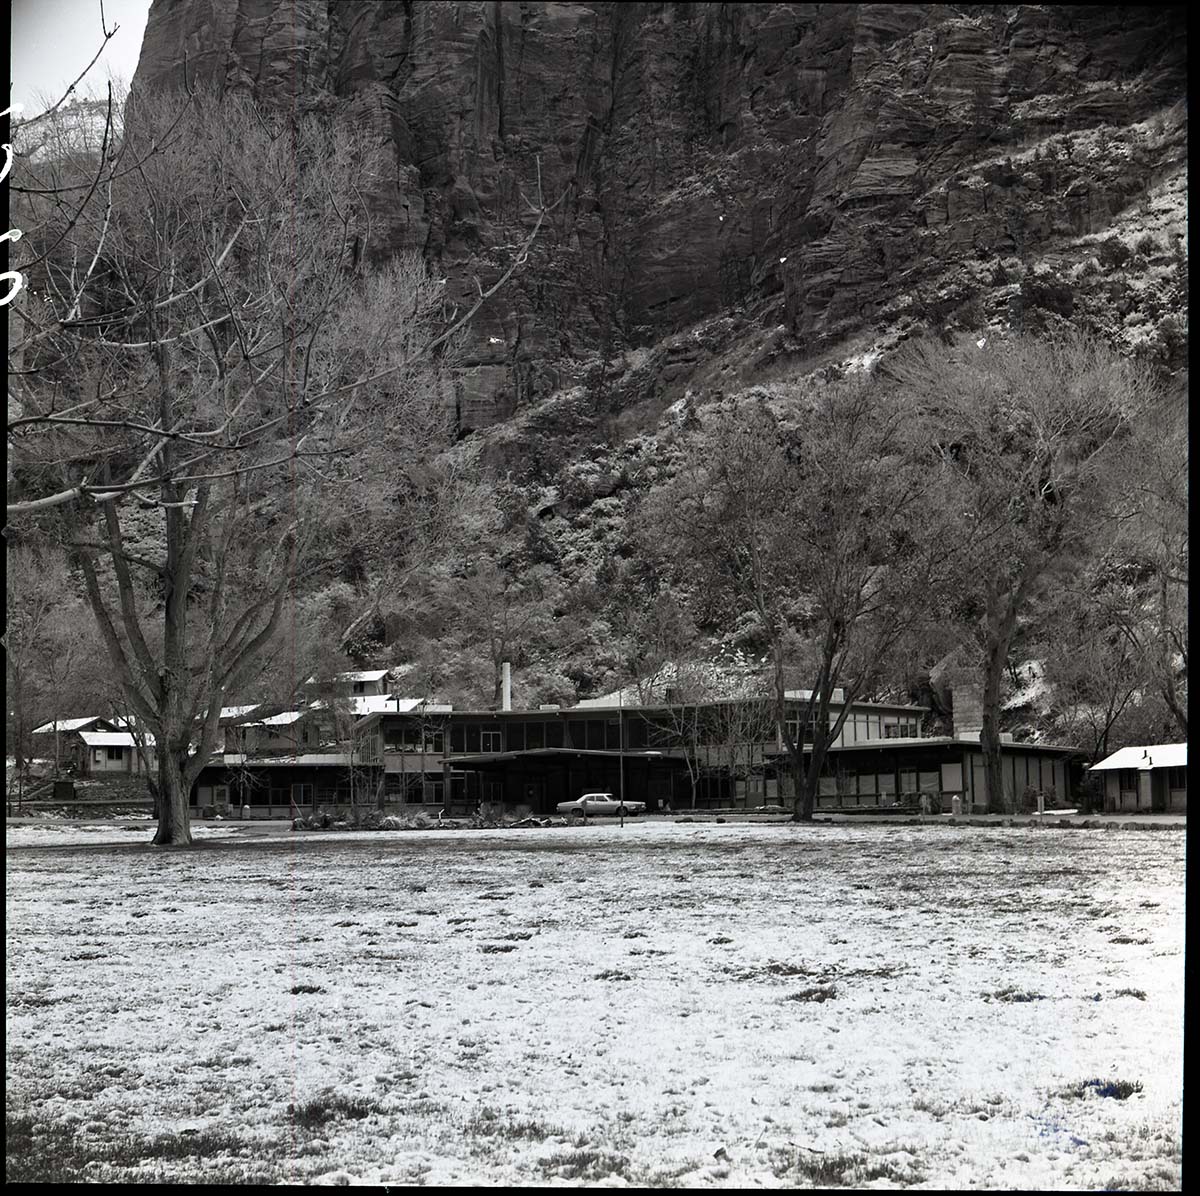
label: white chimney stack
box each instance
[502,661,512,712]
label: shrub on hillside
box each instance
[1097,236,1132,270]
[1134,232,1159,258]
[1018,270,1074,322]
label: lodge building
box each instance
[191,687,1083,819]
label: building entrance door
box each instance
[523,780,546,814]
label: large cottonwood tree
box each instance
[8,88,557,844]
[891,335,1158,812]
[651,381,949,821]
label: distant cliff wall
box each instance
[134,2,1187,425]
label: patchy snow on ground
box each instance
[6,821,1184,1186]
[5,822,240,849]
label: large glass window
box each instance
[465,725,481,753]
[450,725,465,753]
[508,722,525,751]
[587,720,605,750]
[481,731,502,753]
[545,721,563,748]
[527,721,544,750]
[606,720,621,750]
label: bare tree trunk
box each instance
[979,650,1007,815]
[153,750,193,846]
[792,753,812,822]
[980,593,1015,814]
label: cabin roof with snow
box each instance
[1089,743,1187,771]
[31,716,112,735]
[337,669,390,683]
[78,730,155,748]
[219,704,260,722]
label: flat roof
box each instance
[763,736,1082,756]
[362,699,928,720]
[217,753,354,768]
[448,748,668,765]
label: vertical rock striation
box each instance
[133,2,1187,425]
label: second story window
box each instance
[481,731,502,753]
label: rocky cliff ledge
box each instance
[133,2,1187,426]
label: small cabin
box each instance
[223,709,321,757]
[1089,743,1187,813]
[77,730,156,776]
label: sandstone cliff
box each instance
[133,2,1187,430]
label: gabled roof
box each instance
[79,730,156,748]
[32,716,111,734]
[338,669,389,683]
[253,709,309,727]
[219,704,260,722]
[305,669,391,685]
[1089,743,1187,771]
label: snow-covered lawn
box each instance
[6,822,1184,1187]
[5,821,240,849]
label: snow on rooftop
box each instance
[337,669,390,682]
[1090,743,1187,771]
[312,696,453,717]
[253,710,308,727]
[219,704,260,720]
[226,753,354,767]
[31,716,108,734]
[78,731,156,748]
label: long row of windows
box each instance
[376,709,924,757]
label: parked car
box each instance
[556,792,646,817]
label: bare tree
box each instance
[1108,388,1188,735]
[1039,567,1155,764]
[8,87,559,845]
[705,693,776,809]
[651,382,947,820]
[5,547,103,784]
[5,547,63,788]
[893,334,1159,812]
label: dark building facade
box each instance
[191,695,1084,818]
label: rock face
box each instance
[133,2,1187,426]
